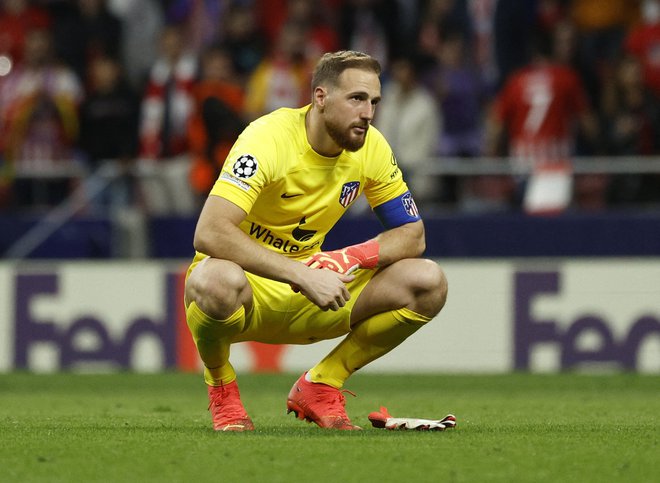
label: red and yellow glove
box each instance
[305,240,380,274]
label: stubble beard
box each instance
[324,117,368,152]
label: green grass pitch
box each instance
[0,372,658,482]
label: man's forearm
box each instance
[194,222,307,286]
[373,220,426,266]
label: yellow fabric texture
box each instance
[308,307,432,388]
[232,268,374,345]
[185,301,245,386]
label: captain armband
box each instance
[373,191,421,230]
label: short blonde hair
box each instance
[311,50,381,90]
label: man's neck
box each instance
[305,107,342,157]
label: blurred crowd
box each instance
[1,0,660,217]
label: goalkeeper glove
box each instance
[368,406,457,431]
[305,240,379,274]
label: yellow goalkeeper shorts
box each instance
[186,257,375,345]
[233,268,375,345]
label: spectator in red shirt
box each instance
[0,0,51,67]
[137,24,198,215]
[0,27,83,210]
[624,0,660,98]
[255,0,339,63]
[139,24,197,160]
[485,30,600,213]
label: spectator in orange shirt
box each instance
[188,45,245,205]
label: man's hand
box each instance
[294,268,355,311]
[305,240,379,274]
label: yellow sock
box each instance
[308,307,432,388]
[185,302,246,386]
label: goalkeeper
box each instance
[184,50,448,431]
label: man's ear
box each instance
[313,86,327,110]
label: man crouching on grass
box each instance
[183,50,448,431]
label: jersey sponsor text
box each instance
[249,222,320,253]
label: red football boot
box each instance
[207,380,254,431]
[286,373,361,430]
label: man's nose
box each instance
[360,105,374,121]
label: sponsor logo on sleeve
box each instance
[389,153,400,180]
[220,172,250,191]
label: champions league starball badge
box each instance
[232,154,258,179]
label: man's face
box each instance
[321,68,381,152]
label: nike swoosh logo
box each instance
[281,193,302,198]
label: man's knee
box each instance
[413,259,448,316]
[186,259,250,318]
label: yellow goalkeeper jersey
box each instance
[197,105,410,262]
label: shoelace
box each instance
[208,385,247,420]
[207,383,227,410]
[314,387,357,417]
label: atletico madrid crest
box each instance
[402,192,419,218]
[339,181,360,208]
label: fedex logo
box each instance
[514,272,660,371]
[13,273,179,369]
[12,270,288,373]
